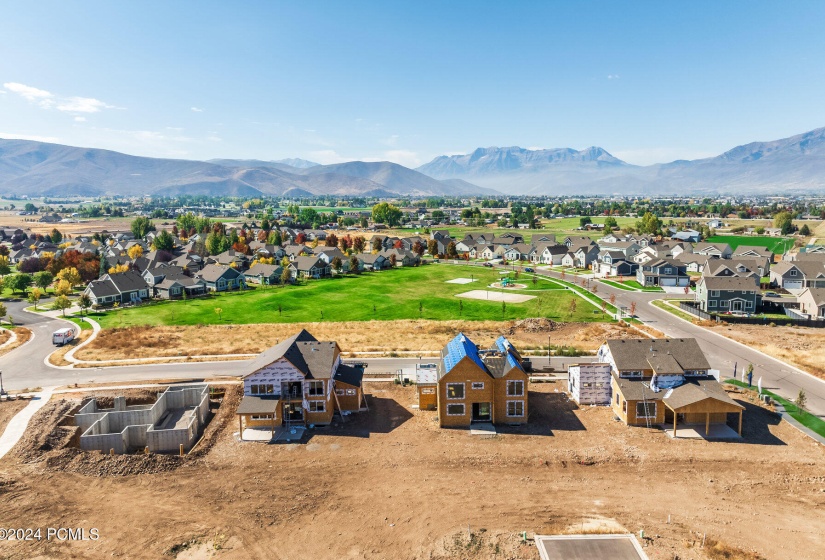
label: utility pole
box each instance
[0,370,5,396]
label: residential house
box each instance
[154,275,207,300]
[696,276,761,313]
[84,270,151,306]
[142,265,185,287]
[796,287,825,319]
[597,240,641,260]
[769,261,825,289]
[195,264,246,292]
[246,263,285,285]
[380,248,420,267]
[670,229,702,243]
[503,243,532,262]
[702,259,761,286]
[435,333,529,428]
[532,243,567,265]
[675,252,712,273]
[596,250,638,278]
[289,256,331,279]
[636,258,690,287]
[733,246,773,272]
[207,249,250,270]
[694,243,733,259]
[236,330,366,436]
[353,252,388,271]
[600,338,743,436]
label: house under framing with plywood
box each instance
[600,338,744,437]
[435,333,529,428]
[236,330,367,438]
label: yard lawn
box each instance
[705,234,794,254]
[726,379,825,439]
[92,265,612,328]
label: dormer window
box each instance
[790,269,797,276]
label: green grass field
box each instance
[705,235,794,254]
[91,265,613,329]
[725,379,825,439]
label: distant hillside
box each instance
[417,128,825,195]
[0,139,493,197]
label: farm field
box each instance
[705,234,794,254]
[90,265,612,329]
[1,383,823,560]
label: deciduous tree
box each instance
[52,295,72,316]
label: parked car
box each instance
[765,291,778,297]
[524,267,535,273]
[483,262,494,268]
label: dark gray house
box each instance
[636,258,690,287]
[84,270,151,306]
[696,276,761,314]
[195,264,246,292]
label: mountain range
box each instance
[1,126,825,198]
[416,127,825,194]
[0,139,496,198]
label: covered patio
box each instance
[236,395,280,440]
[662,381,744,438]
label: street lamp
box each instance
[0,370,5,396]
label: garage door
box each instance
[660,278,677,286]
[784,280,803,289]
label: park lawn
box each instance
[705,235,794,254]
[725,379,825,439]
[62,315,95,330]
[92,265,611,329]
[621,280,665,292]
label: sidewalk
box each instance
[0,387,55,460]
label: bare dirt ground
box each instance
[0,399,28,434]
[716,324,825,381]
[0,382,822,560]
[0,328,32,358]
[75,320,637,362]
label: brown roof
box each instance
[236,396,280,415]
[663,380,743,411]
[243,330,340,380]
[605,338,710,373]
[646,352,684,375]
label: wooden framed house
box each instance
[434,334,529,428]
[599,338,744,437]
[236,330,367,438]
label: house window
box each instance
[308,401,325,413]
[622,399,627,413]
[720,300,729,308]
[708,300,716,308]
[710,290,720,297]
[507,380,524,396]
[745,301,753,309]
[421,387,435,394]
[620,371,642,379]
[446,403,465,416]
[250,384,274,395]
[506,401,524,417]
[307,381,324,396]
[790,269,797,276]
[446,383,465,399]
[471,382,485,390]
[346,388,356,396]
[636,402,656,419]
[615,392,619,405]
[664,267,672,274]
[250,414,273,420]
[335,389,345,396]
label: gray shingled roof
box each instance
[606,338,710,372]
[698,276,758,291]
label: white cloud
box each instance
[308,150,348,164]
[3,82,115,114]
[56,96,114,113]
[3,82,53,102]
[191,107,203,112]
[0,132,60,143]
[607,74,620,80]
[612,147,715,166]
[74,116,86,122]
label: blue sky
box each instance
[1,1,824,166]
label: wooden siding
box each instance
[417,384,437,410]
[437,357,494,427]
[493,369,529,424]
[334,380,362,412]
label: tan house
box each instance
[599,338,744,437]
[236,330,366,438]
[435,334,529,428]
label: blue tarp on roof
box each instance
[495,336,523,371]
[442,333,486,374]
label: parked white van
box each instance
[52,328,76,346]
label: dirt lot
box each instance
[0,328,33,358]
[716,324,825,381]
[0,399,28,433]
[76,320,639,362]
[0,382,822,559]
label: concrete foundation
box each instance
[77,384,210,454]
